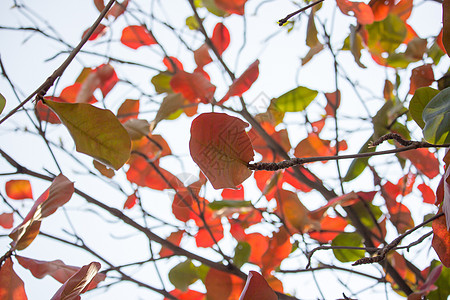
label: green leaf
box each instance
[423,87,450,144]
[202,0,227,17]
[428,261,450,300]
[409,87,440,129]
[43,99,131,170]
[366,14,406,55]
[186,16,200,30]
[0,92,5,114]
[209,200,252,210]
[343,135,375,182]
[168,260,199,292]
[150,93,185,131]
[350,201,382,228]
[331,232,365,263]
[428,42,445,66]
[233,241,251,268]
[151,72,173,94]
[273,86,318,112]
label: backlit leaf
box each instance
[343,135,375,181]
[432,213,450,267]
[0,258,27,300]
[120,25,156,49]
[189,113,254,189]
[239,271,277,300]
[152,72,173,94]
[331,232,365,263]
[233,241,251,268]
[107,0,128,19]
[418,183,436,204]
[50,262,102,300]
[93,160,115,178]
[43,99,131,170]
[427,261,450,300]
[443,0,450,55]
[222,185,244,200]
[194,44,212,68]
[5,180,33,200]
[273,86,318,112]
[117,99,139,123]
[159,230,185,258]
[165,289,205,300]
[409,87,440,129]
[398,148,439,179]
[409,64,435,95]
[76,64,118,103]
[150,93,186,131]
[0,213,14,229]
[123,119,150,140]
[9,174,74,250]
[336,0,374,24]
[275,189,309,233]
[422,87,450,144]
[0,92,5,114]
[211,23,230,55]
[309,215,348,243]
[82,23,107,41]
[366,14,406,55]
[170,71,216,104]
[16,256,105,288]
[209,200,251,210]
[261,227,292,274]
[219,60,259,104]
[169,260,199,292]
[214,0,247,15]
[205,268,244,300]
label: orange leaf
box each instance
[370,0,393,21]
[214,0,247,15]
[123,193,137,209]
[5,180,33,200]
[16,256,105,288]
[409,64,434,95]
[261,227,292,274]
[61,83,96,103]
[418,183,436,204]
[0,213,14,229]
[390,0,413,22]
[120,25,156,49]
[194,44,212,68]
[239,271,277,300]
[35,96,66,124]
[398,148,440,179]
[245,232,269,266]
[76,64,117,103]
[294,133,334,160]
[219,60,260,104]
[126,157,176,190]
[189,113,254,189]
[170,71,216,104]
[324,90,341,117]
[0,258,27,300]
[82,23,107,41]
[50,262,103,300]
[9,174,74,250]
[165,289,205,300]
[211,23,230,55]
[248,122,291,162]
[222,185,244,200]
[281,168,315,193]
[389,202,414,233]
[275,189,309,233]
[159,230,185,258]
[117,99,140,123]
[163,56,184,73]
[309,215,348,243]
[432,212,450,267]
[336,0,374,24]
[205,268,244,300]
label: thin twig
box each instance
[278,0,325,26]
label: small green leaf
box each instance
[186,16,200,30]
[168,260,199,292]
[428,261,450,300]
[409,87,440,129]
[0,92,5,114]
[209,200,252,210]
[423,87,450,144]
[151,72,173,94]
[366,14,406,54]
[331,232,365,263]
[273,86,318,112]
[43,99,131,170]
[350,201,382,229]
[233,241,251,268]
[343,135,375,182]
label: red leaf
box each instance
[95,64,119,97]
[222,185,244,200]
[324,90,341,117]
[61,83,96,103]
[189,113,254,189]
[432,212,450,267]
[396,173,416,196]
[398,148,440,179]
[309,215,348,243]
[248,122,291,162]
[120,25,156,50]
[163,56,184,73]
[389,202,414,233]
[50,262,103,300]
[409,64,434,94]
[193,199,224,247]
[194,44,213,68]
[219,60,260,104]
[35,97,64,124]
[239,271,277,300]
[82,23,107,41]
[123,193,137,209]
[9,174,74,250]
[418,183,436,204]
[170,71,216,104]
[0,213,14,229]
[281,168,314,193]
[107,0,128,19]
[0,258,27,300]
[126,157,176,190]
[165,289,205,300]
[76,64,118,103]
[205,268,244,300]
[93,0,105,12]
[261,227,292,274]
[117,99,140,123]
[211,23,230,55]
[16,256,105,288]
[5,180,33,200]
[336,0,375,25]
[159,230,185,258]
[245,233,269,266]
[308,192,359,220]
[214,0,247,15]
